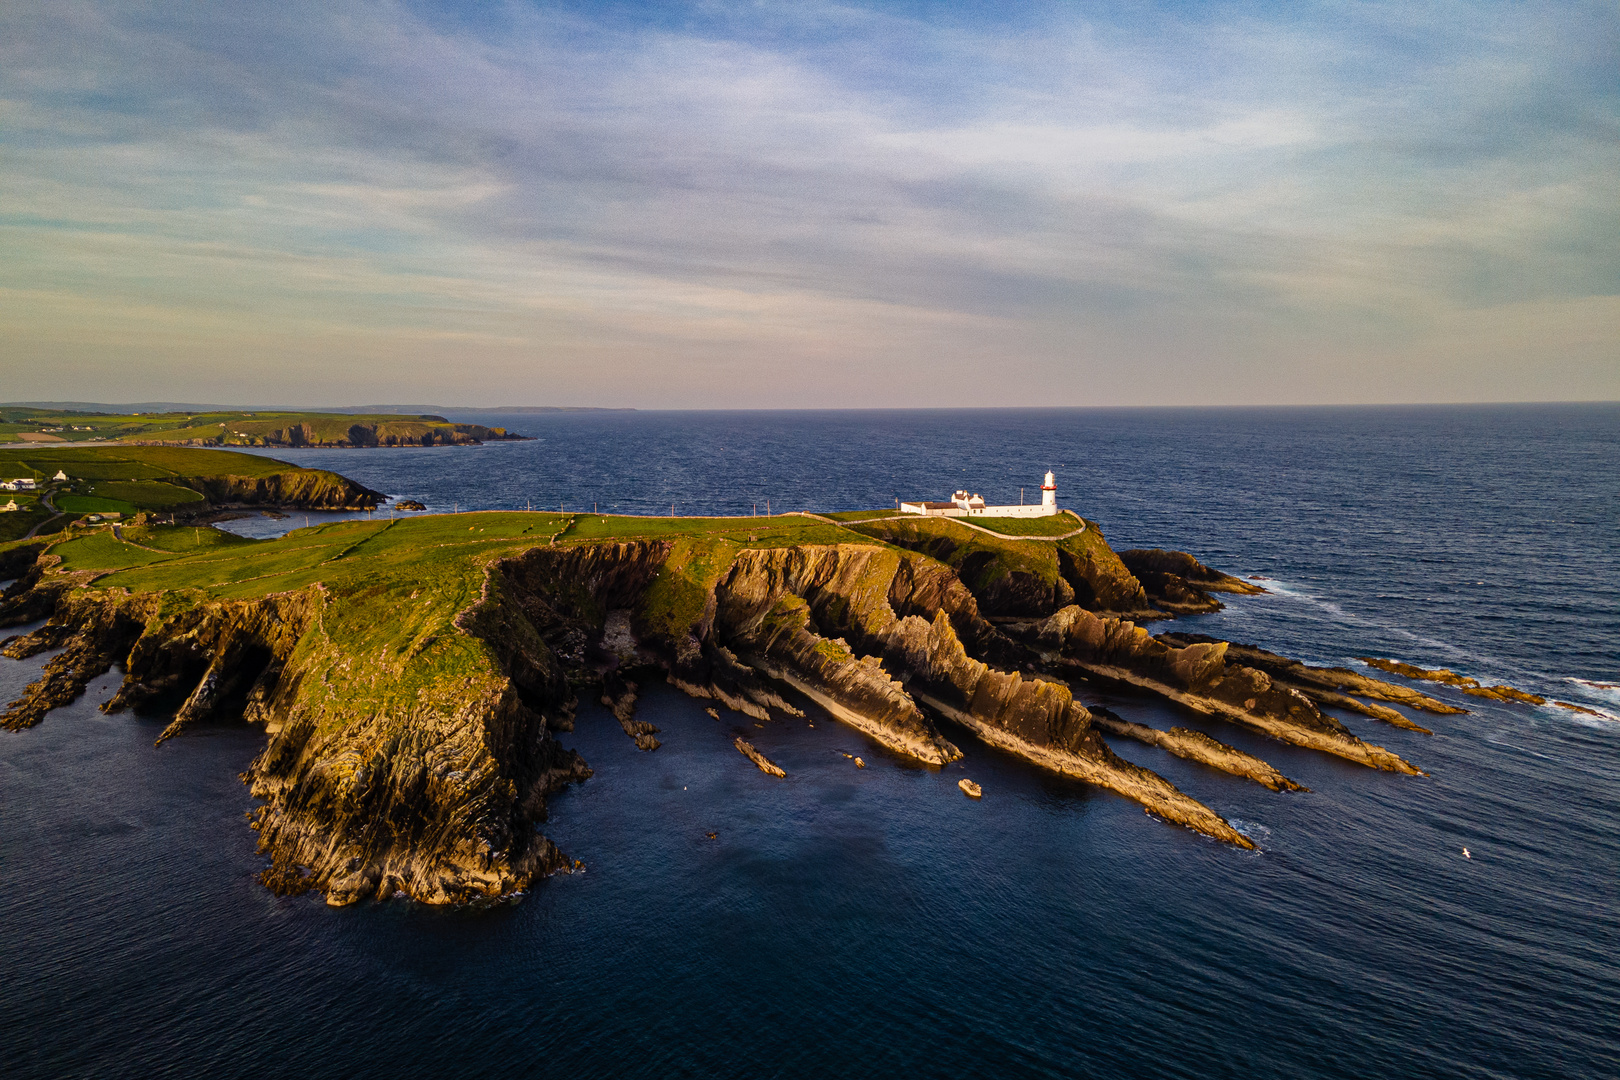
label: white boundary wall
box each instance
[899,502,1057,518]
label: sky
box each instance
[2,0,1616,408]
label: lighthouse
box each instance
[900,470,1062,518]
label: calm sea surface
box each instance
[4,405,1617,1078]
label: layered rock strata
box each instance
[1089,709,1304,792]
[1360,657,1549,705]
[1032,607,1420,774]
[460,540,1251,846]
[702,544,1250,846]
[1159,634,1454,732]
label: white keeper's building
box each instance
[901,471,1059,518]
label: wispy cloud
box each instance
[1,0,1615,406]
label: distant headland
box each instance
[4,402,634,414]
[0,406,531,449]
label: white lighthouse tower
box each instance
[1041,470,1056,512]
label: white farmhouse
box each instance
[53,470,68,481]
[0,500,16,513]
[902,471,1060,519]
[9,478,37,491]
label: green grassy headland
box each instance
[0,436,1146,727]
[2,502,1132,715]
[4,510,900,733]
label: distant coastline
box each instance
[3,401,636,415]
[0,407,535,450]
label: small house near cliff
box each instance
[902,471,1059,518]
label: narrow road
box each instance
[21,487,67,540]
[795,510,1087,542]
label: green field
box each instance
[960,512,1084,536]
[821,510,902,522]
[0,445,295,481]
[821,509,1082,536]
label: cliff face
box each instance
[847,517,1151,618]
[176,470,382,510]
[449,540,1250,845]
[1056,528,1152,614]
[251,420,517,448]
[1,557,589,905]
[697,544,1247,845]
[1117,549,1266,615]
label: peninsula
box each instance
[0,406,526,448]
[0,445,381,543]
[1,456,1459,906]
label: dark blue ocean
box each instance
[3,405,1617,1079]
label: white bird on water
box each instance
[1463,848,1472,859]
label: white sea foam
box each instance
[1227,819,1271,843]
[1256,577,1453,650]
[1541,699,1620,727]
[1237,580,1619,731]
[1566,678,1620,707]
